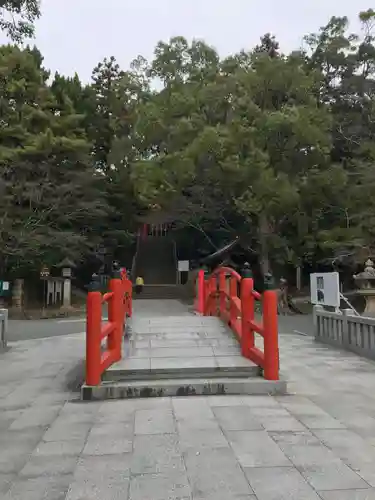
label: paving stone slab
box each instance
[212,406,263,431]
[258,415,307,432]
[319,490,375,500]
[131,433,184,475]
[42,422,92,442]
[74,454,131,481]
[249,406,291,418]
[89,421,134,438]
[354,465,375,488]
[270,432,343,468]
[178,428,230,452]
[207,395,246,407]
[296,414,345,429]
[298,461,369,491]
[184,447,254,499]
[244,466,321,500]
[134,408,175,435]
[32,439,86,458]
[19,456,78,478]
[0,474,14,495]
[226,430,291,468]
[0,429,45,473]
[9,405,61,431]
[173,396,215,419]
[3,475,73,500]
[129,471,191,500]
[241,395,282,408]
[82,435,133,456]
[66,477,130,500]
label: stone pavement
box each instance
[1,302,375,498]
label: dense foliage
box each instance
[0,0,40,42]
[0,7,375,279]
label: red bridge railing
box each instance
[195,265,279,380]
[86,269,132,386]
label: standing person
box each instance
[135,275,144,295]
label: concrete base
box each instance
[81,376,287,401]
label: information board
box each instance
[310,272,340,308]
[178,260,189,272]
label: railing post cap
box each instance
[241,262,253,278]
[112,261,121,279]
[89,273,101,292]
[264,272,275,290]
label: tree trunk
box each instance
[259,212,271,275]
[296,265,302,291]
[12,279,24,310]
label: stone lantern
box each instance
[57,258,76,310]
[353,259,375,317]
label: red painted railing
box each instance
[86,269,132,386]
[195,266,279,380]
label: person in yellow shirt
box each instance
[135,276,144,295]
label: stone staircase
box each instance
[137,284,188,300]
[134,235,176,285]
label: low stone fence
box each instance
[314,305,375,360]
[0,308,8,350]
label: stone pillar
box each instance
[63,279,71,309]
[313,304,323,337]
[12,279,24,310]
[0,308,8,350]
[342,308,354,348]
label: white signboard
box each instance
[178,260,189,272]
[310,272,340,308]
[2,282,9,291]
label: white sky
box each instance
[0,0,373,82]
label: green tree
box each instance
[131,36,334,273]
[0,0,40,42]
[0,45,109,277]
[304,9,375,262]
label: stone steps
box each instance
[136,285,182,300]
[82,377,287,400]
[102,360,260,381]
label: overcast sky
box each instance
[1,0,373,82]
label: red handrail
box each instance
[85,270,132,386]
[195,266,279,380]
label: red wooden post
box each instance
[124,278,132,318]
[263,289,279,380]
[86,288,102,386]
[128,283,133,317]
[196,270,205,314]
[240,277,254,357]
[219,270,226,320]
[229,276,237,326]
[108,277,123,362]
[208,275,216,316]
